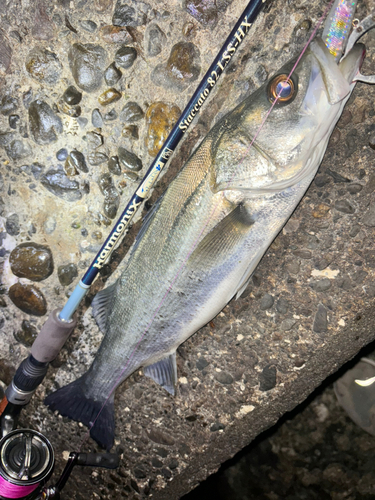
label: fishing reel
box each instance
[0,346,119,499]
[0,429,119,500]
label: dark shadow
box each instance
[182,339,375,499]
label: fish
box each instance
[45,9,374,450]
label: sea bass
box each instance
[46,19,371,449]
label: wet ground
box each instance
[185,343,375,500]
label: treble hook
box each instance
[342,12,375,84]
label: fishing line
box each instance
[81,0,338,449]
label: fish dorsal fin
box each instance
[132,193,165,255]
[91,283,117,333]
[144,352,177,395]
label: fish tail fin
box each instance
[44,377,115,450]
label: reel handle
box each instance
[43,451,120,499]
[76,452,120,469]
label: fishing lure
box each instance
[322,0,358,61]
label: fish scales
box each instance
[45,25,372,449]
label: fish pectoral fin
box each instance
[189,203,255,270]
[144,352,178,396]
[234,246,267,299]
[91,283,117,333]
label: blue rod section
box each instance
[60,0,267,322]
[59,281,90,322]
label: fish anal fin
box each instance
[144,352,178,396]
[91,283,117,333]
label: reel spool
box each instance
[0,430,54,500]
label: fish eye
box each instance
[268,74,296,104]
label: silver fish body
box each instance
[45,38,365,449]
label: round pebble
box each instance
[86,131,103,149]
[122,125,139,139]
[28,100,63,145]
[112,1,151,27]
[0,96,17,116]
[10,242,53,281]
[95,0,113,12]
[313,278,331,292]
[14,320,38,347]
[5,139,32,160]
[145,24,166,57]
[98,88,122,106]
[293,18,312,39]
[57,263,78,286]
[114,45,137,69]
[347,183,362,195]
[259,365,277,391]
[286,260,300,274]
[98,173,113,195]
[62,85,82,105]
[118,147,142,171]
[6,213,20,236]
[108,156,122,175]
[92,231,102,240]
[8,282,47,316]
[68,43,108,92]
[80,20,98,32]
[276,297,289,314]
[119,101,144,123]
[25,48,62,85]
[92,108,103,128]
[214,371,233,385]
[145,102,181,156]
[166,42,200,81]
[41,165,82,201]
[100,25,132,43]
[259,293,274,310]
[9,114,20,129]
[77,117,88,128]
[104,63,122,86]
[293,249,312,259]
[88,151,108,166]
[104,191,120,219]
[123,170,139,182]
[104,109,118,122]
[68,150,89,173]
[56,148,68,161]
[44,217,57,234]
[334,200,355,214]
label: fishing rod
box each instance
[61,0,267,321]
[0,0,268,497]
